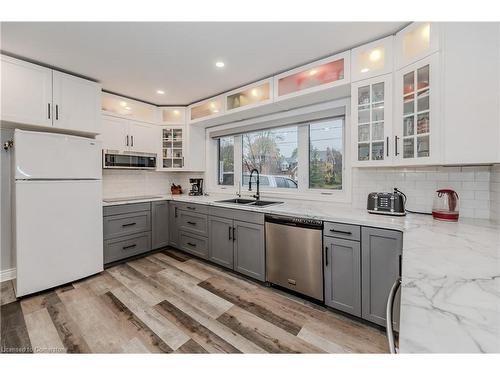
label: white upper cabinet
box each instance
[274,51,351,105]
[52,71,100,134]
[189,96,224,124]
[395,22,440,69]
[101,92,159,123]
[394,53,440,165]
[351,36,394,82]
[352,74,393,167]
[1,55,53,127]
[159,107,186,125]
[1,55,101,134]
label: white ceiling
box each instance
[1,22,406,105]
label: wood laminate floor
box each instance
[0,248,388,354]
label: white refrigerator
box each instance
[13,129,103,297]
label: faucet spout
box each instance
[248,168,260,201]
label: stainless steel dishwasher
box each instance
[265,214,323,301]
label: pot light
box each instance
[361,68,370,73]
[369,49,382,62]
[120,101,127,107]
[215,61,225,68]
[156,89,165,95]
[309,69,318,76]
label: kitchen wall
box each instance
[352,166,492,219]
[102,170,205,198]
[490,164,500,223]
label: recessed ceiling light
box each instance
[369,49,382,62]
[361,68,370,73]
[156,89,165,95]
[309,69,318,76]
[215,61,225,68]
[120,101,127,107]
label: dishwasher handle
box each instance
[265,214,322,229]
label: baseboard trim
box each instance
[0,268,16,282]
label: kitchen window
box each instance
[217,136,234,185]
[241,126,299,189]
[309,117,344,190]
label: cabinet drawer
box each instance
[209,206,264,225]
[103,211,151,240]
[104,232,151,264]
[178,211,208,236]
[324,222,361,241]
[176,202,209,215]
[103,202,151,217]
[179,231,208,259]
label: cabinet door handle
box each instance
[55,104,59,120]
[48,103,51,120]
[228,226,232,240]
[186,206,196,210]
[329,229,352,236]
[386,136,389,157]
[394,136,399,156]
[232,227,236,242]
[131,135,134,147]
[187,221,196,225]
[122,244,137,250]
[122,222,136,227]
[126,135,129,147]
[325,246,329,266]
[175,207,178,218]
[187,242,196,247]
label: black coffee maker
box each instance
[188,178,204,196]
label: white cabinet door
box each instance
[394,53,440,165]
[129,121,160,154]
[351,36,394,82]
[100,116,129,152]
[52,71,100,134]
[351,74,393,167]
[1,55,53,127]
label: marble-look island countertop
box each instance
[102,193,500,353]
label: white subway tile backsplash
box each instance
[353,166,494,219]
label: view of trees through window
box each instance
[242,126,298,189]
[218,136,234,185]
[309,117,344,189]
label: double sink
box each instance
[216,198,283,207]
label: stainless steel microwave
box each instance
[102,150,156,170]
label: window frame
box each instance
[217,136,235,186]
[206,102,351,203]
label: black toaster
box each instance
[367,189,406,216]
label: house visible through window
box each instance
[309,117,344,190]
[217,136,234,185]
[241,126,298,189]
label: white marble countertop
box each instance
[102,193,500,353]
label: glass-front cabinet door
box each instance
[351,74,393,166]
[189,96,224,123]
[394,53,440,165]
[225,78,273,113]
[351,36,393,82]
[161,127,184,169]
[395,22,440,70]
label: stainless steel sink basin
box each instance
[215,198,283,207]
[216,198,256,204]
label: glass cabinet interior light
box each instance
[358,46,385,74]
[403,23,431,60]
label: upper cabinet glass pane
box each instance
[278,58,344,97]
[101,93,158,123]
[356,46,385,77]
[161,108,185,124]
[190,97,223,121]
[227,82,271,111]
[402,23,431,62]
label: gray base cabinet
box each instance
[361,227,402,328]
[208,216,234,268]
[179,231,209,259]
[234,220,265,281]
[168,202,180,248]
[152,200,169,249]
[324,236,361,316]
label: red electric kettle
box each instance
[432,189,459,221]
